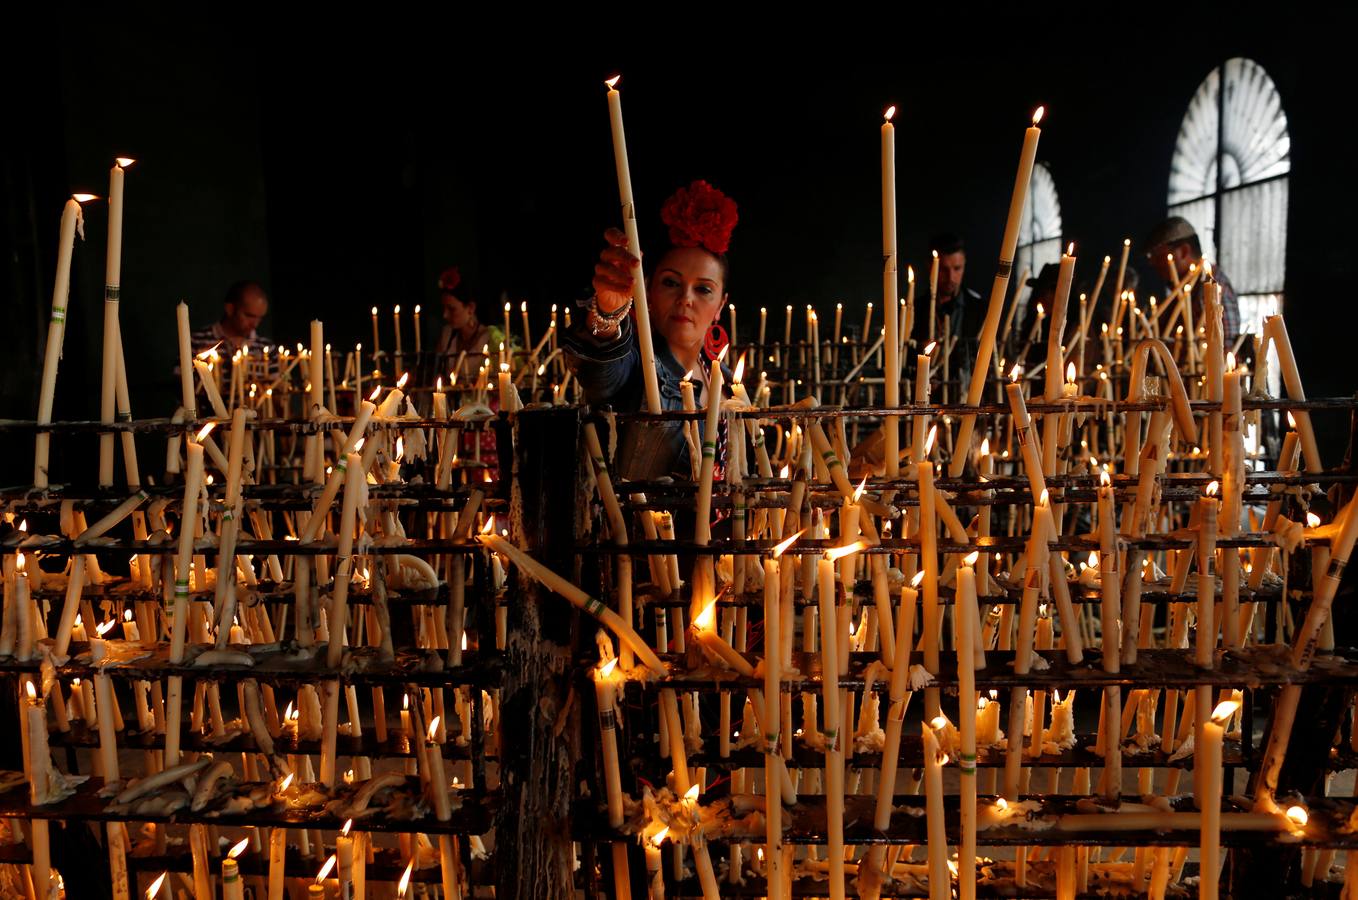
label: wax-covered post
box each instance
[604,76,661,413]
[817,542,846,900]
[165,421,211,767]
[951,107,1043,477]
[923,718,951,900]
[956,552,981,900]
[917,426,941,719]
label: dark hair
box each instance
[653,244,731,293]
[223,280,265,309]
[442,286,477,311]
[929,233,966,256]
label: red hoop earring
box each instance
[704,322,729,363]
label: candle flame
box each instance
[1038,489,1049,507]
[395,437,405,461]
[124,608,133,621]
[368,385,382,402]
[980,438,990,455]
[1226,351,1236,369]
[652,826,670,847]
[1087,551,1099,569]
[428,716,442,741]
[1100,470,1111,487]
[684,784,700,802]
[115,157,136,168]
[96,619,116,636]
[1036,303,1045,316]
[996,797,1009,811]
[825,540,868,563]
[924,425,937,454]
[398,859,415,896]
[1206,480,1220,497]
[1066,241,1075,256]
[605,75,620,88]
[884,104,896,121]
[229,837,250,859]
[1009,364,1022,382]
[480,517,495,535]
[1288,412,1297,428]
[195,422,216,442]
[147,872,168,899]
[72,193,98,202]
[963,550,979,567]
[853,476,868,503]
[1032,106,1045,125]
[600,658,619,678]
[397,372,410,389]
[772,530,805,559]
[1066,362,1076,383]
[196,342,222,360]
[1211,699,1240,723]
[694,599,717,631]
[1307,512,1321,528]
[279,772,295,791]
[929,715,948,731]
[25,681,36,700]
[1286,805,1309,827]
[923,340,937,356]
[733,353,746,384]
[911,570,926,588]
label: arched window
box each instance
[1168,58,1290,334]
[1016,162,1063,286]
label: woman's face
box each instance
[649,247,726,353]
[442,294,473,330]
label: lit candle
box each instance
[99,158,133,488]
[759,306,768,347]
[950,106,1044,478]
[34,194,92,488]
[593,658,632,898]
[645,827,669,900]
[603,76,661,413]
[312,855,336,898]
[223,837,249,900]
[1200,699,1240,899]
[929,249,940,343]
[370,306,381,369]
[146,871,168,900]
[520,300,531,354]
[728,303,737,345]
[881,105,902,507]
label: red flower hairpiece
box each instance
[660,180,738,255]
[437,266,461,292]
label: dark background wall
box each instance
[4,16,1354,467]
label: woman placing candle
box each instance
[566,180,739,481]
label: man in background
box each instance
[192,280,273,357]
[1145,216,1241,342]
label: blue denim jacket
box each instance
[564,316,723,482]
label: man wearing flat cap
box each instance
[1145,216,1241,342]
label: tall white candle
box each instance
[604,76,662,414]
[950,108,1043,477]
[34,195,90,488]
[99,159,133,488]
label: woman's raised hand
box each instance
[593,228,639,314]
